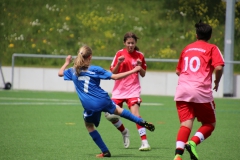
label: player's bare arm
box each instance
[58,55,72,77]
[176,69,180,76]
[112,56,125,74]
[111,66,141,80]
[213,65,224,91]
[139,68,146,77]
[136,58,146,77]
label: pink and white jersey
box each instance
[174,40,224,103]
[110,48,147,99]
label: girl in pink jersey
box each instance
[173,21,224,160]
[105,32,151,151]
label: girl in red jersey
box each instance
[173,21,224,160]
[105,32,151,151]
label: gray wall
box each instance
[1,66,239,98]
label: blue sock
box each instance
[120,109,143,124]
[89,130,108,153]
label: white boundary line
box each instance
[0,97,77,102]
[0,97,163,106]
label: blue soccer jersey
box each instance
[63,65,115,112]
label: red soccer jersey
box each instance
[174,40,224,103]
[110,48,147,99]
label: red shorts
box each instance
[112,97,142,109]
[176,101,216,124]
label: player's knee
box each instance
[105,112,120,122]
[202,122,216,128]
[85,122,94,132]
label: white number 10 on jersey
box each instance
[184,56,201,72]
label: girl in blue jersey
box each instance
[58,45,155,158]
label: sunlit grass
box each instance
[0,90,239,159]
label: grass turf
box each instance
[0,90,239,160]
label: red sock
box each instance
[177,126,191,143]
[136,116,147,140]
[175,126,191,152]
[117,124,125,132]
[112,120,125,132]
[136,123,147,140]
[176,126,191,150]
[191,124,215,145]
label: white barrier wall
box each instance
[1,66,239,98]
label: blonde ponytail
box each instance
[73,45,92,76]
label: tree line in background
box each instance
[0,0,239,72]
[165,0,240,34]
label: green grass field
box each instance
[0,90,239,160]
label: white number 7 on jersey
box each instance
[78,76,90,93]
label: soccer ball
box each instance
[105,112,120,122]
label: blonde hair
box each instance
[74,45,92,76]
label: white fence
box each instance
[0,53,239,98]
[2,66,240,98]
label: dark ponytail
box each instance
[134,46,139,51]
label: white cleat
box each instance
[122,128,130,148]
[139,142,151,151]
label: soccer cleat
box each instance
[122,128,130,148]
[185,141,199,160]
[173,154,182,160]
[96,151,111,158]
[139,121,155,132]
[139,142,151,151]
